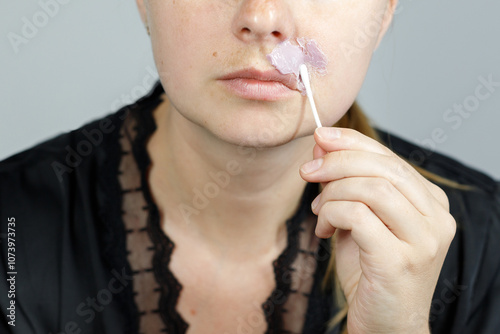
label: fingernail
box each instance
[301,158,323,174]
[317,127,341,140]
[311,195,321,211]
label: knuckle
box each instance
[424,238,440,261]
[331,149,347,166]
[322,180,337,196]
[350,201,372,222]
[417,220,455,264]
[433,184,450,209]
[370,177,395,198]
[316,202,339,237]
[387,157,411,185]
[318,201,336,225]
[335,149,353,167]
[443,214,457,241]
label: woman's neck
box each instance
[147,97,315,258]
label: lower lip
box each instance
[218,78,296,101]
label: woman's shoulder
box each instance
[0,82,165,237]
[0,107,129,229]
[0,108,126,177]
[0,107,136,333]
[375,128,500,332]
[0,80,164,182]
[376,128,499,196]
[376,127,499,245]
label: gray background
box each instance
[1,0,499,179]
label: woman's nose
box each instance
[232,0,294,43]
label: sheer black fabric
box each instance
[0,81,499,333]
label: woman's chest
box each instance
[168,245,280,334]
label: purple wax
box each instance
[267,38,328,94]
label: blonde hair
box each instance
[324,101,475,333]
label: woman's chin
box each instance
[168,93,317,148]
[207,119,314,149]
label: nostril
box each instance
[272,31,282,38]
[241,27,251,33]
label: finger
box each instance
[316,200,398,255]
[313,127,442,204]
[313,177,427,243]
[301,150,439,217]
[312,144,328,189]
[313,143,327,160]
[314,127,394,157]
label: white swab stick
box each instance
[299,64,322,128]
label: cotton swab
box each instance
[299,64,322,128]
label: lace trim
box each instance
[97,105,140,334]
[262,183,319,334]
[130,98,189,333]
[119,107,165,333]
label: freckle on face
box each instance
[213,52,218,57]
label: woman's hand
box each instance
[300,127,456,334]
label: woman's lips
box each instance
[218,69,298,101]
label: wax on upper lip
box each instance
[266,38,328,94]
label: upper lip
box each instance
[219,68,297,91]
